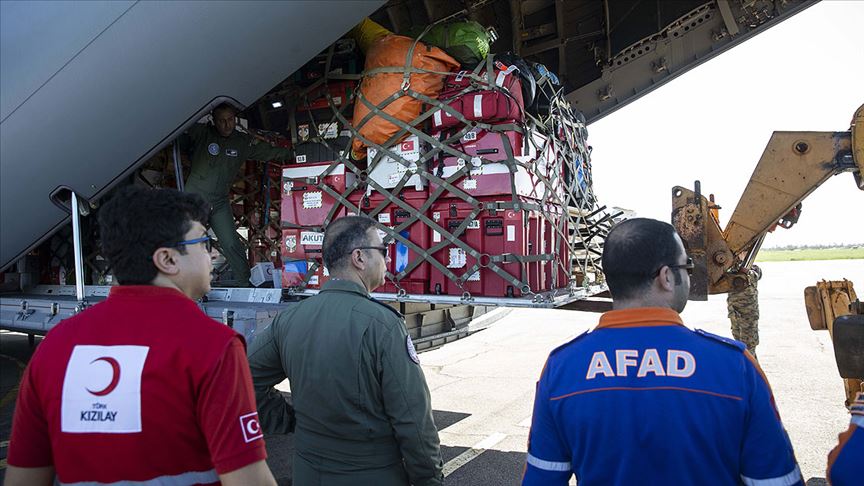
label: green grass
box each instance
[756,247,864,262]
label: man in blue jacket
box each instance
[523,218,802,485]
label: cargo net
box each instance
[280,41,609,301]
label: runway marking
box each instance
[443,432,507,477]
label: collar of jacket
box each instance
[320,279,370,297]
[596,307,684,329]
[108,285,190,301]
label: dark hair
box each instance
[322,216,377,270]
[98,185,210,285]
[602,218,683,300]
[212,102,238,117]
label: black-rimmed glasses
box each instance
[353,246,389,258]
[654,257,694,277]
[174,236,213,252]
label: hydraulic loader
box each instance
[672,104,864,406]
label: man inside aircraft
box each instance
[183,102,293,285]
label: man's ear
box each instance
[152,248,180,276]
[350,249,365,271]
[657,267,675,292]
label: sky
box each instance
[588,0,864,248]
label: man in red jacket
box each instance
[5,185,276,486]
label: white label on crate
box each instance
[388,171,403,185]
[300,232,324,246]
[456,158,466,169]
[462,130,478,142]
[448,248,467,268]
[463,179,477,190]
[309,275,319,285]
[332,96,342,106]
[378,213,391,224]
[467,270,481,282]
[467,220,480,230]
[302,191,323,209]
[296,154,307,164]
[318,123,339,140]
[455,70,467,82]
[284,235,297,253]
[433,110,443,127]
[473,95,484,117]
[507,225,516,242]
[433,230,441,243]
[470,156,482,167]
[432,212,441,222]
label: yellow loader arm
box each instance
[672,104,864,300]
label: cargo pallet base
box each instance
[289,284,608,308]
[2,285,582,352]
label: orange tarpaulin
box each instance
[351,35,459,160]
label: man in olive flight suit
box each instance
[183,102,292,284]
[247,216,444,486]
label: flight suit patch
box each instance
[208,143,220,156]
[406,335,420,364]
[225,148,239,157]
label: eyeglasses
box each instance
[353,246,388,258]
[174,236,213,252]
[655,257,694,277]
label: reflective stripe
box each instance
[851,415,864,428]
[741,465,801,486]
[59,469,218,486]
[495,70,507,87]
[473,95,483,117]
[526,453,570,472]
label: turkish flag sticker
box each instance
[400,140,415,152]
[239,412,264,443]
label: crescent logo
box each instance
[87,357,121,396]
[239,412,264,443]
[246,418,260,435]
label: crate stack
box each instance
[277,37,601,299]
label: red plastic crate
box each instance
[281,228,324,261]
[281,163,355,228]
[428,128,556,200]
[297,80,358,111]
[349,191,430,295]
[428,197,548,297]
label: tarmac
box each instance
[1,258,861,484]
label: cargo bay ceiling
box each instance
[369,0,818,123]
